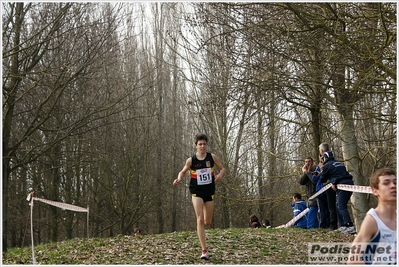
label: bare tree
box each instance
[2,2,395,249]
[175,2,395,228]
[2,2,131,249]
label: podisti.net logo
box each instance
[308,242,396,264]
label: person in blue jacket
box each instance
[312,163,330,228]
[291,193,308,229]
[319,150,356,234]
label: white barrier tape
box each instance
[336,184,373,193]
[32,197,88,213]
[275,208,309,228]
[276,182,372,228]
[27,194,89,264]
[308,183,332,200]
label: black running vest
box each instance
[189,152,215,194]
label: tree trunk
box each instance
[334,69,369,230]
[338,105,369,230]
[154,2,164,234]
[2,2,25,252]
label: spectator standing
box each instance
[318,143,338,230]
[291,193,308,229]
[299,157,319,229]
[312,162,330,229]
[319,150,356,234]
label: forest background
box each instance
[2,2,396,252]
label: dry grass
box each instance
[2,227,356,265]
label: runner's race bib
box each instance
[197,168,212,185]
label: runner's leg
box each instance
[192,196,206,250]
[203,199,214,226]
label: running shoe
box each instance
[343,226,356,234]
[335,226,346,232]
[200,250,209,260]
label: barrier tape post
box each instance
[27,192,89,264]
[27,192,37,265]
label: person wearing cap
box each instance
[316,143,338,230]
[319,149,356,234]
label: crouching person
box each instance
[291,193,308,229]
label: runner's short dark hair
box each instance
[194,133,208,145]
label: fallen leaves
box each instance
[3,227,355,265]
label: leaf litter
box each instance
[3,227,355,265]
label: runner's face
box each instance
[374,175,396,202]
[196,140,207,153]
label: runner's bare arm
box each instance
[173,157,192,186]
[347,214,377,264]
[212,154,225,182]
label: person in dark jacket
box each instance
[249,214,262,228]
[262,218,272,228]
[299,157,319,229]
[291,193,308,229]
[319,150,356,234]
[317,143,338,230]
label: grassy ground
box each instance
[2,227,356,265]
